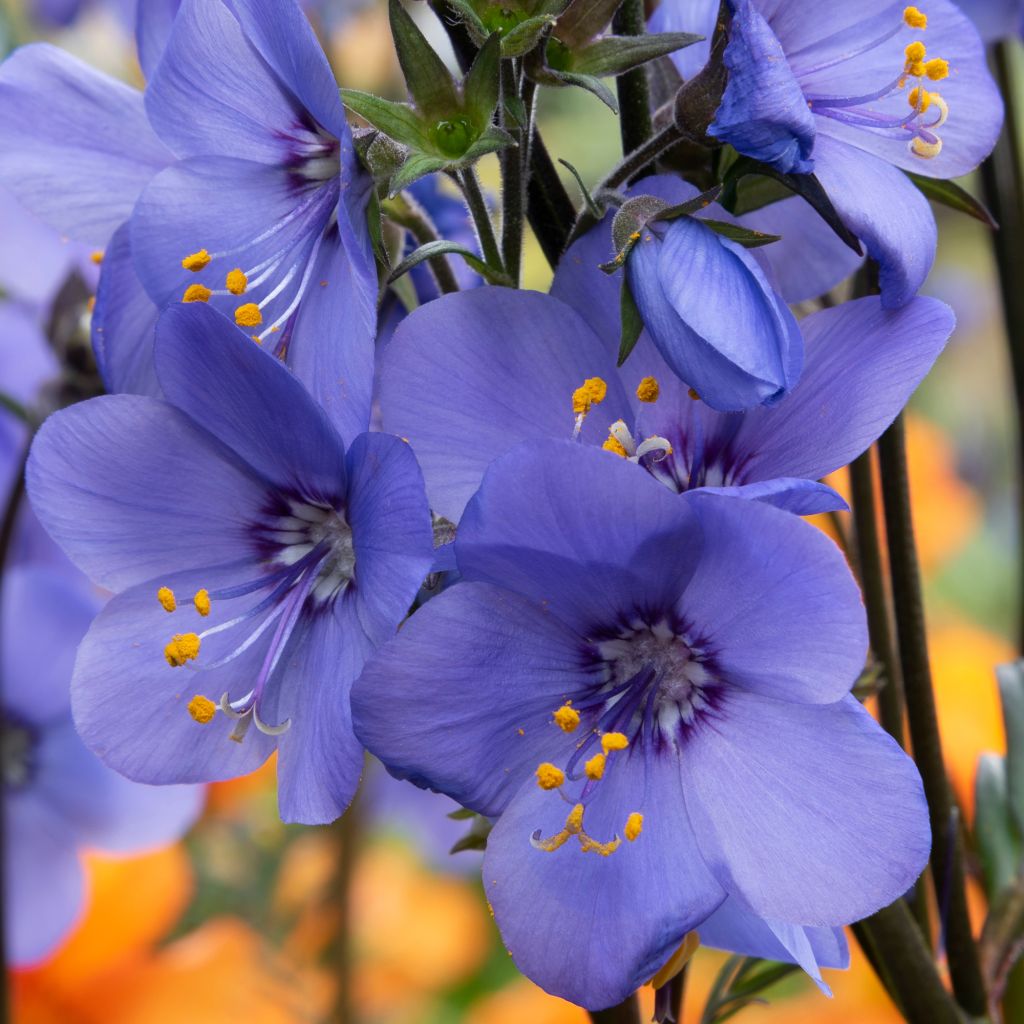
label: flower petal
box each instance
[696,478,849,515]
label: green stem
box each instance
[979,40,1024,652]
[499,62,531,286]
[878,416,987,1016]
[382,193,461,295]
[612,0,653,157]
[589,993,641,1024]
[458,167,503,274]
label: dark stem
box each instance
[979,40,1024,652]
[878,416,987,1016]
[327,773,363,1023]
[589,993,641,1024]
[612,0,653,157]
[384,193,461,295]
[499,61,531,286]
[527,132,578,266]
[458,167,504,274]
[669,965,688,1023]
[852,900,964,1024]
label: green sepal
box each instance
[460,124,518,162]
[365,189,389,266]
[554,0,622,49]
[572,32,703,78]
[975,753,1024,900]
[905,171,998,228]
[500,13,557,56]
[447,807,477,820]
[388,152,450,196]
[550,69,618,111]
[443,0,489,43]
[726,173,793,216]
[701,218,781,248]
[389,0,459,120]
[608,186,723,255]
[617,277,644,367]
[462,32,502,129]
[998,660,1024,836]
[341,89,431,151]
[386,239,513,287]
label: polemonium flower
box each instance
[378,279,953,522]
[3,566,202,965]
[351,440,930,1009]
[26,304,434,823]
[652,0,1003,306]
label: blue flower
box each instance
[3,565,202,965]
[0,0,378,443]
[26,303,434,824]
[377,229,954,522]
[351,440,930,1009]
[653,0,1003,306]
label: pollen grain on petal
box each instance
[90,249,104,265]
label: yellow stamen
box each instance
[906,60,925,77]
[601,732,629,753]
[181,249,211,272]
[908,86,932,112]
[636,376,660,403]
[903,6,927,28]
[911,136,943,158]
[603,435,629,458]
[156,586,176,613]
[187,694,217,724]
[905,41,926,64]
[649,932,701,989]
[90,250,104,265]
[583,377,607,404]
[924,57,948,81]
[226,268,248,295]
[553,703,580,732]
[235,303,262,327]
[193,589,211,617]
[164,632,201,667]
[182,283,212,303]
[572,386,592,415]
[536,762,566,790]
[584,753,606,780]
[625,812,644,842]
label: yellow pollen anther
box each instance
[182,283,212,303]
[649,932,701,989]
[904,41,926,64]
[87,296,96,312]
[636,376,660,403]
[156,587,176,613]
[579,834,621,856]
[601,732,629,753]
[235,303,262,327]
[924,58,948,80]
[584,753,606,780]
[181,249,211,272]
[584,377,607,403]
[193,589,211,617]
[164,632,201,667]
[187,694,217,724]
[565,803,585,833]
[911,135,943,158]
[908,86,932,112]
[90,250,104,265]
[629,231,641,242]
[553,703,580,732]
[603,435,629,458]
[536,762,566,790]
[226,268,248,295]
[903,5,927,28]
[625,812,644,842]
[572,386,592,415]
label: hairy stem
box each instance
[459,167,503,273]
[612,0,653,156]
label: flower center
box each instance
[801,6,950,160]
[2,712,38,791]
[158,497,355,742]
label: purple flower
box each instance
[378,242,954,522]
[653,0,1003,306]
[26,303,434,824]
[351,440,930,1009]
[0,0,377,442]
[3,566,202,965]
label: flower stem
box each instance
[499,62,533,286]
[589,993,641,1024]
[979,40,1024,652]
[877,415,987,1016]
[327,772,363,1023]
[612,0,653,156]
[458,167,504,275]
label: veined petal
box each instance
[135,0,182,80]
[0,44,170,245]
[696,478,849,515]
[682,692,930,926]
[649,0,719,80]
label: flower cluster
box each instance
[0,0,1004,1013]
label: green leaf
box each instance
[554,0,622,49]
[341,89,431,150]
[550,69,618,112]
[617,278,644,366]
[462,32,502,129]
[997,660,1024,835]
[701,218,781,248]
[365,190,388,266]
[389,0,460,120]
[500,13,557,57]
[975,753,1024,899]
[389,269,420,314]
[0,390,30,424]
[386,239,513,287]
[558,158,601,218]
[573,32,704,78]
[449,813,493,854]
[905,171,997,228]
[388,152,450,196]
[459,124,518,162]
[727,173,793,216]
[443,0,488,43]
